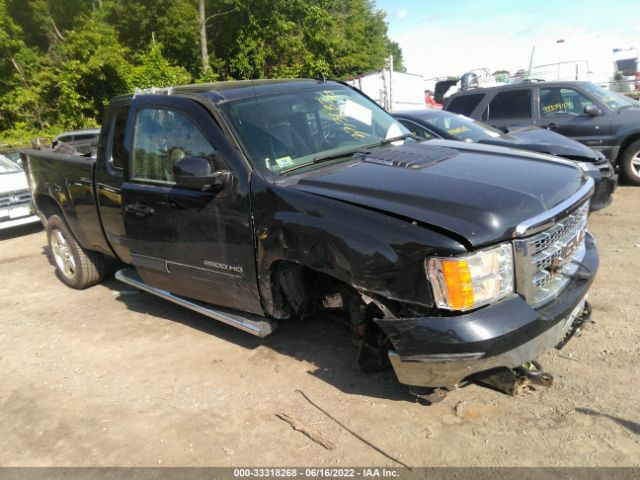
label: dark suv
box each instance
[445,81,640,185]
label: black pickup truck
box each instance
[23,79,598,398]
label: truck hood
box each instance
[291,140,587,247]
[478,126,599,162]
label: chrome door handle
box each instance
[125,203,155,218]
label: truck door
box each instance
[121,95,264,315]
[536,86,612,153]
[95,99,133,263]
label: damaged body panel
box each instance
[377,233,597,387]
[251,174,466,316]
[23,79,599,395]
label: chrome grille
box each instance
[0,189,31,208]
[514,202,589,307]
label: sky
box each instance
[376,0,640,80]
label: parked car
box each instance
[53,128,100,145]
[0,154,40,230]
[392,109,616,210]
[0,148,24,167]
[444,81,640,185]
[22,79,598,398]
[52,128,100,156]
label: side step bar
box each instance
[115,268,277,338]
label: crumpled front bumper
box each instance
[375,233,599,388]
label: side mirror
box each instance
[584,105,601,117]
[173,156,230,191]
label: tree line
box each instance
[0,0,404,145]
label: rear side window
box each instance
[111,106,130,170]
[487,90,532,120]
[131,107,218,185]
[447,94,485,116]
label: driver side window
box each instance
[540,88,594,117]
[131,107,218,184]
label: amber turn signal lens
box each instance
[427,243,514,312]
[441,259,474,310]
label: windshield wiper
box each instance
[362,133,418,150]
[278,133,417,175]
[279,148,369,175]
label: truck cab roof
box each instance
[119,79,332,104]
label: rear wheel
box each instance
[621,140,640,186]
[46,215,104,289]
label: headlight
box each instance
[578,162,600,172]
[426,243,514,311]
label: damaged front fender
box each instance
[250,176,466,318]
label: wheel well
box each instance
[268,260,432,322]
[35,194,63,220]
[268,260,376,321]
[617,133,640,163]
[270,261,339,317]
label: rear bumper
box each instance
[376,233,598,388]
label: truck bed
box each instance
[21,149,111,254]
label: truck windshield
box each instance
[221,86,410,175]
[581,83,639,109]
[424,112,504,142]
[0,155,22,174]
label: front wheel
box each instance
[621,140,640,186]
[46,215,104,289]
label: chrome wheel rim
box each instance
[51,230,76,278]
[631,151,640,177]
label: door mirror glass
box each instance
[584,104,601,117]
[173,156,229,191]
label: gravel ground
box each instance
[0,186,638,467]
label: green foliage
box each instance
[128,40,193,89]
[0,0,403,144]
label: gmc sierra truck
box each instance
[22,79,598,399]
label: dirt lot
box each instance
[1,186,639,468]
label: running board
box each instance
[115,268,276,338]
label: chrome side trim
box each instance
[513,178,594,238]
[115,268,276,338]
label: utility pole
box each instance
[199,0,210,74]
[388,55,394,111]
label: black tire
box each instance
[46,215,104,289]
[621,140,640,186]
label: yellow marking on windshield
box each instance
[447,126,471,136]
